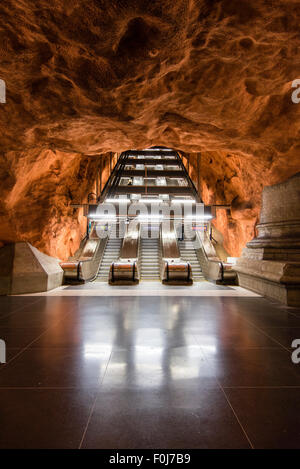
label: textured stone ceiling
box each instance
[0,0,299,258]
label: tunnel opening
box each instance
[60,147,237,286]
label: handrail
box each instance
[100,152,128,202]
[160,221,192,284]
[84,234,109,282]
[176,153,202,202]
[60,231,108,283]
[193,230,236,283]
[108,221,140,284]
[98,152,126,202]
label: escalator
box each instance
[95,236,122,282]
[60,225,107,283]
[61,148,236,286]
[178,238,203,281]
[160,221,192,284]
[140,225,160,281]
[193,229,237,284]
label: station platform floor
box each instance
[0,283,299,448]
[20,280,261,297]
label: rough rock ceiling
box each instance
[0,0,299,258]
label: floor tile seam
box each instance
[217,379,254,449]
[222,386,300,389]
[0,313,78,372]
[78,348,113,449]
[0,297,44,321]
[233,315,293,353]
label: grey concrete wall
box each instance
[236,173,300,306]
[0,242,63,295]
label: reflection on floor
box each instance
[19,281,260,297]
[0,294,299,448]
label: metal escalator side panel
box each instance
[194,231,237,283]
[119,221,141,260]
[108,222,141,284]
[160,221,180,259]
[59,261,81,281]
[160,221,192,284]
[109,260,138,284]
[60,234,108,283]
[80,235,108,281]
[79,239,99,261]
[193,231,219,281]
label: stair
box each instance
[140,232,160,281]
[178,239,203,281]
[95,237,122,282]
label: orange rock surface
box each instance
[187,150,299,256]
[0,1,299,259]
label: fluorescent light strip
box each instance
[138,199,164,203]
[105,198,130,203]
[185,214,213,220]
[137,215,164,220]
[171,199,195,204]
[88,214,117,219]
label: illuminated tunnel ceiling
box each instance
[0,0,299,259]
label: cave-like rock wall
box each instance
[186,150,299,256]
[0,149,100,259]
[0,1,299,259]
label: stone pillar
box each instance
[0,242,63,295]
[235,173,300,306]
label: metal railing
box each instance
[193,230,237,283]
[109,222,140,284]
[60,227,108,283]
[160,221,192,284]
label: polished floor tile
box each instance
[261,327,300,349]
[244,312,300,329]
[225,388,300,449]
[0,298,76,328]
[82,388,250,449]
[0,347,111,387]
[210,348,300,387]
[101,345,218,390]
[193,324,279,353]
[222,298,300,328]
[31,323,199,349]
[0,297,42,318]
[0,388,97,449]
[0,327,46,348]
[0,295,299,448]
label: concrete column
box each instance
[235,173,300,306]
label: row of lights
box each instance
[105,198,196,204]
[90,198,213,221]
[88,214,213,220]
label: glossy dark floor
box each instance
[0,295,300,449]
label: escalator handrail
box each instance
[176,152,202,202]
[78,234,109,282]
[100,152,128,202]
[195,230,224,281]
